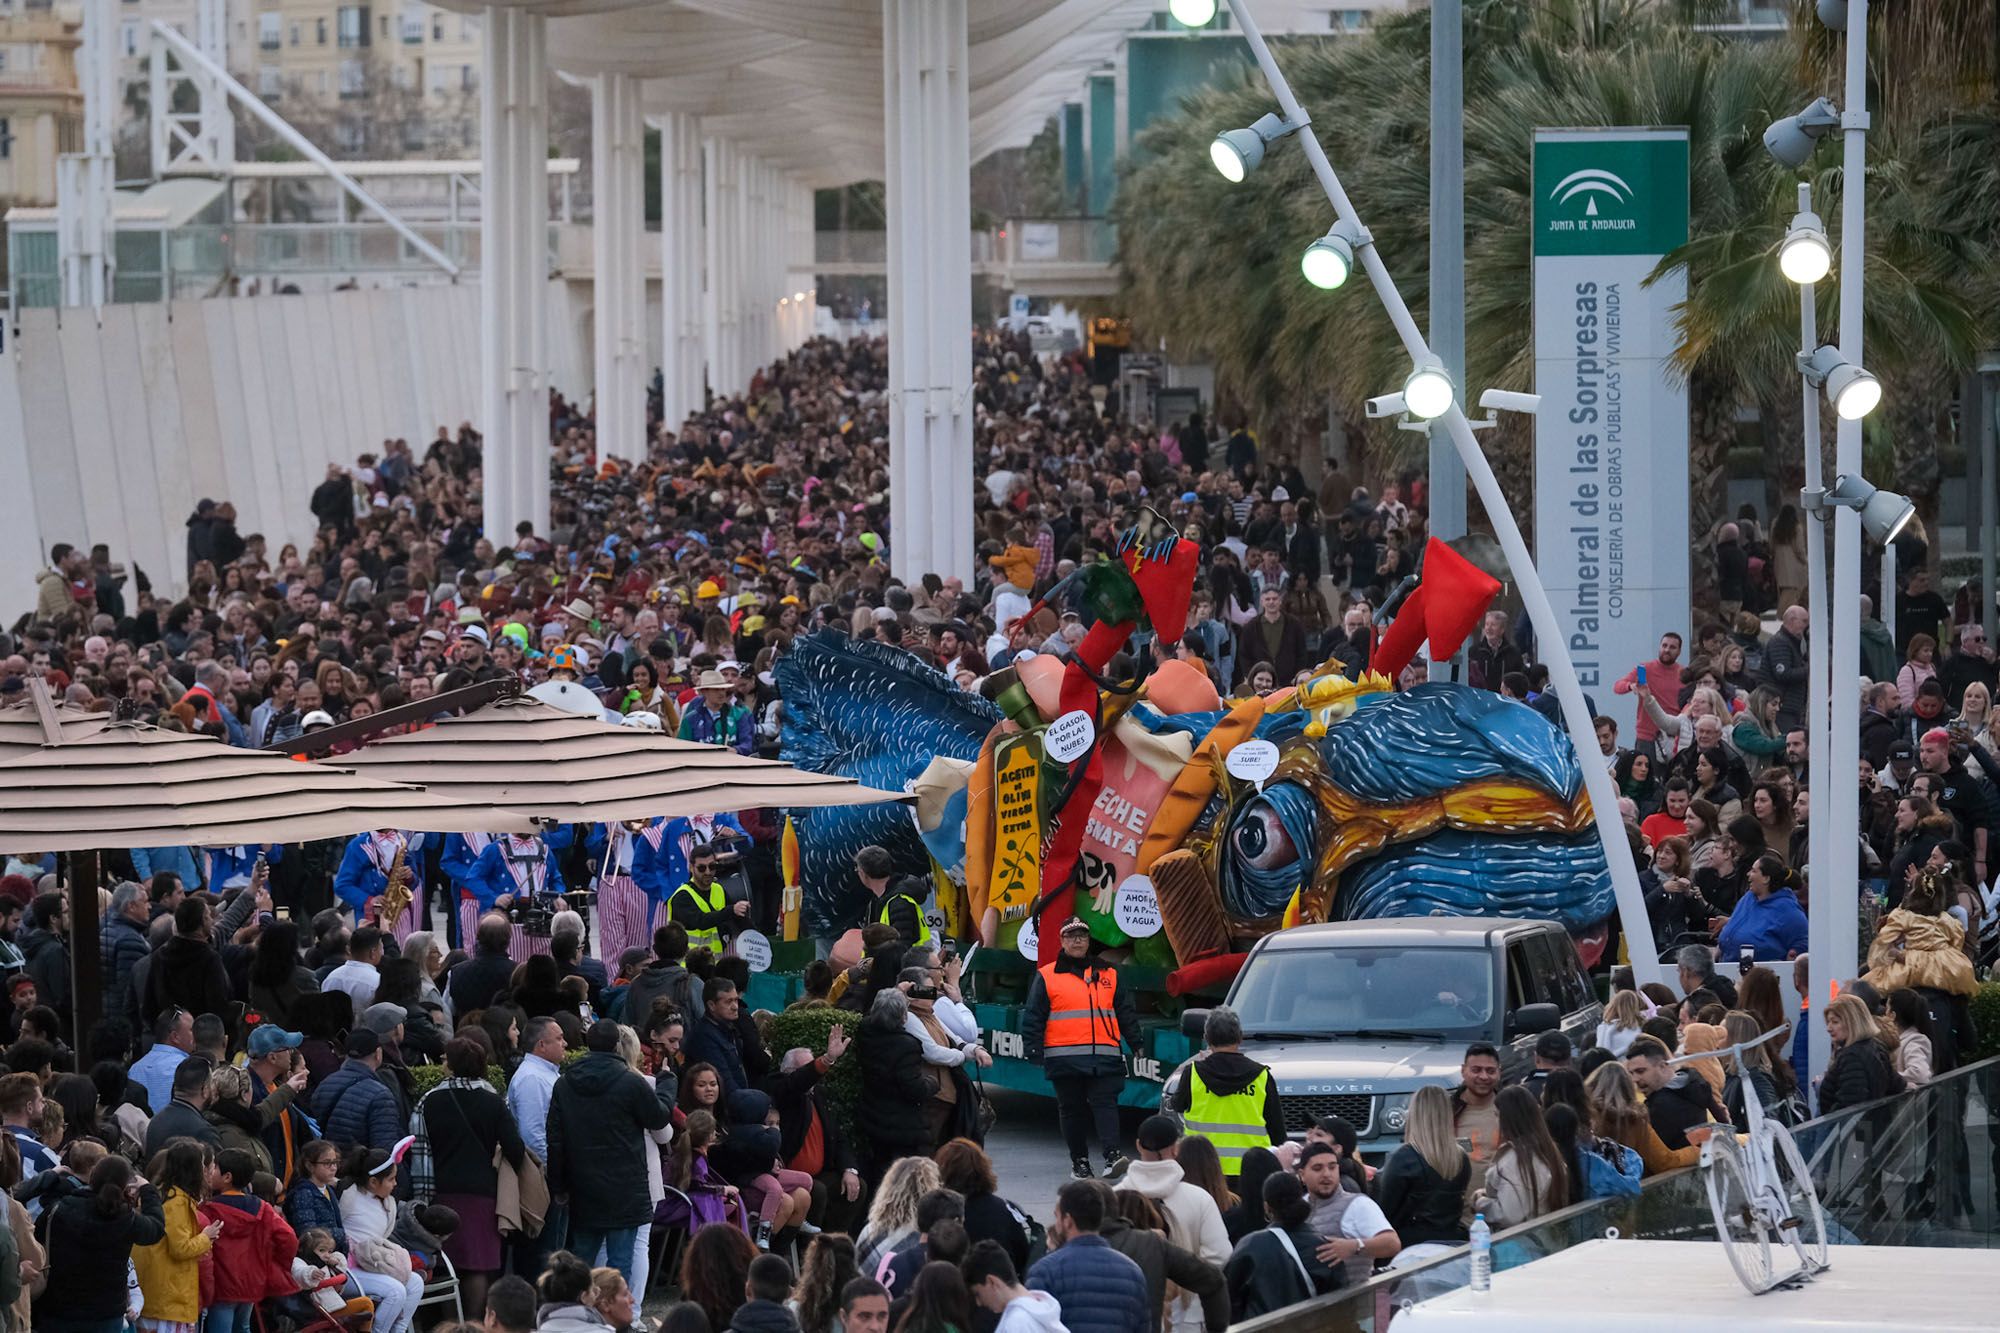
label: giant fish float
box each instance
[776,622,1620,986]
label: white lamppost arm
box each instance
[1222,0,1662,983]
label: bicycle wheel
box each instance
[1764,1121,1829,1272]
[1705,1140,1775,1293]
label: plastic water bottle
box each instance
[1469,1212,1492,1293]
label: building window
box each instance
[257,65,282,97]
[339,56,365,96]
[432,14,442,40]
[335,118,364,152]
[460,63,473,91]
[258,12,280,49]
[1328,9,1371,32]
[120,20,138,55]
[401,7,422,41]
[0,119,12,160]
[337,5,369,47]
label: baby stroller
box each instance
[256,1269,376,1332]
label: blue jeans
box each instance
[207,1304,255,1333]
[568,1223,638,1287]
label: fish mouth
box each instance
[1572,917,1611,969]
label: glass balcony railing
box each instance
[1234,1054,2000,1331]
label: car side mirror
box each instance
[1507,1002,1560,1038]
[1181,1008,1211,1040]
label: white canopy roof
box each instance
[437,0,1155,187]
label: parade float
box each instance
[762,528,1620,1105]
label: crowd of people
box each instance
[0,323,1987,1330]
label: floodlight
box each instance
[1825,473,1914,542]
[1210,111,1302,183]
[1402,358,1454,420]
[1778,208,1831,285]
[1364,393,1405,420]
[793,290,807,301]
[1478,389,1542,415]
[1300,220,1367,290]
[1764,98,1841,169]
[1799,344,1881,420]
[1169,0,1217,26]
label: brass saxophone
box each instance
[379,835,413,927]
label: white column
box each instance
[196,0,233,165]
[591,72,646,463]
[59,0,118,307]
[480,5,549,540]
[883,0,974,585]
[704,136,745,398]
[657,110,706,432]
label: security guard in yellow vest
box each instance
[1163,1004,1286,1176]
[668,841,745,953]
[855,844,930,948]
[1022,915,1139,1179]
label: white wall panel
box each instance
[278,298,327,506]
[57,315,129,568]
[198,300,258,560]
[399,287,436,447]
[251,298,304,528]
[0,351,48,614]
[15,311,81,575]
[301,295,350,477]
[97,306,175,593]
[7,285,540,607]
[170,300,228,538]
[226,296,286,540]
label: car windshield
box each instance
[1227,945,1495,1042]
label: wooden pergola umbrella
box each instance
[0,696,111,758]
[330,696,912,824]
[0,708,535,1048]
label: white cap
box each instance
[301,709,335,731]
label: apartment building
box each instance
[0,1,83,209]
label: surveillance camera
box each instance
[1478,389,1542,415]
[1364,393,1407,420]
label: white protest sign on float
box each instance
[1113,874,1163,938]
[733,929,773,973]
[1016,914,1039,959]
[1225,739,1279,790]
[1044,710,1096,764]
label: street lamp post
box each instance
[1818,0,1870,1086]
[1789,183,1833,1081]
[1217,0,1663,984]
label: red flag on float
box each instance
[1372,538,1503,680]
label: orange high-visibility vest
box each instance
[1037,961,1124,1061]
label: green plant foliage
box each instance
[763,1005,862,1143]
[1970,980,2000,1062]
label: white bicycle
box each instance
[1677,1023,1828,1293]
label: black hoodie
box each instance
[712,1087,782,1188]
[142,933,231,1025]
[1163,1050,1287,1145]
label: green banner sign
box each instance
[1532,131,1690,257]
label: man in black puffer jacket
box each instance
[1625,1035,1723,1149]
[546,1019,674,1287]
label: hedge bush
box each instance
[763,1005,861,1142]
[1970,981,2000,1061]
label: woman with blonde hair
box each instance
[854,1155,941,1276]
[1373,1085,1469,1260]
[1957,680,1992,737]
[1818,994,1897,1115]
[1594,990,1645,1059]
[1584,1062,1697,1177]
[1639,684,1731,761]
[1718,1011,1779,1131]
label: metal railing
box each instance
[1235,1054,2000,1330]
